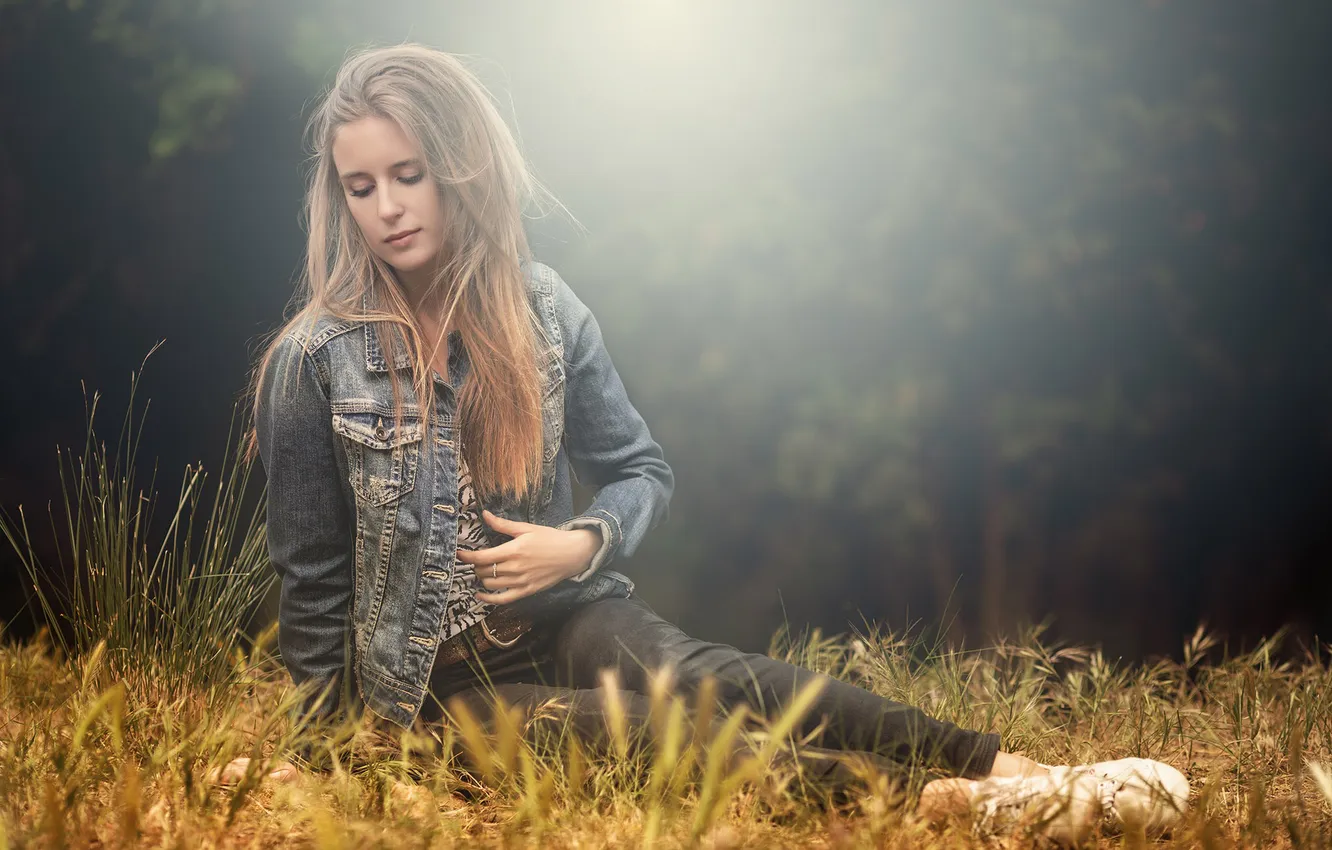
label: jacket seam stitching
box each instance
[361,667,421,699]
[286,320,360,356]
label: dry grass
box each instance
[2,620,1331,849]
[4,370,1332,847]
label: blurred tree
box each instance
[2,0,1328,658]
[557,2,1332,654]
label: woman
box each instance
[248,43,1189,840]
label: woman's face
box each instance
[332,115,446,285]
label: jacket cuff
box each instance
[558,509,621,580]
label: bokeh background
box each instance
[2,0,1329,662]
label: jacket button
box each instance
[375,424,387,440]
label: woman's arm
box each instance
[255,335,357,722]
[550,269,675,579]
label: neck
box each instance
[396,253,456,318]
[397,266,438,310]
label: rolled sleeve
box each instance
[558,511,618,580]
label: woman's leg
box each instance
[440,680,909,795]
[424,623,909,795]
[550,595,1008,780]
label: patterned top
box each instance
[441,449,495,642]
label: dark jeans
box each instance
[425,595,999,789]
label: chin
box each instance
[379,250,427,273]
[385,243,441,273]
[388,255,425,272]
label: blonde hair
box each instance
[249,44,558,500]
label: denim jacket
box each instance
[255,261,674,729]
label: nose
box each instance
[377,181,404,221]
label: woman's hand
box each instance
[458,510,601,605]
[206,756,300,786]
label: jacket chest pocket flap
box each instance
[332,411,423,507]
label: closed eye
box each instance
[346,172,425,199]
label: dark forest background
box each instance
[2,0,1329,661]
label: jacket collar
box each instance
[361,291,410,372]
[361,293,463,374]
[364,322,412,373]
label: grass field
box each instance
[3,618,1332,848]
[3,381,1331,848]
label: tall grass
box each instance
[3,362,1332,846]
[3,611,1332,846]
[0,348,273,694]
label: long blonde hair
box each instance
[249,44,556,500]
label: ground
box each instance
[2,622,1330,848]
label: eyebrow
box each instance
[338,159,422,181]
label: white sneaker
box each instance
[1041,757,1191,835]
[969,768,1102,845]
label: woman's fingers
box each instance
[478,568,562,604]
[206,756,300,786]
[481,509,538,535]
[267,761,300,783]
[480,571,524,591]
[455,540,518,565]
[476,585,531,605]
[205,757,251,785]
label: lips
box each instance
[385,228,420,244]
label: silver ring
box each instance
[491,563,497,579]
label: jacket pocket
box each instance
[332,411,423,507]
